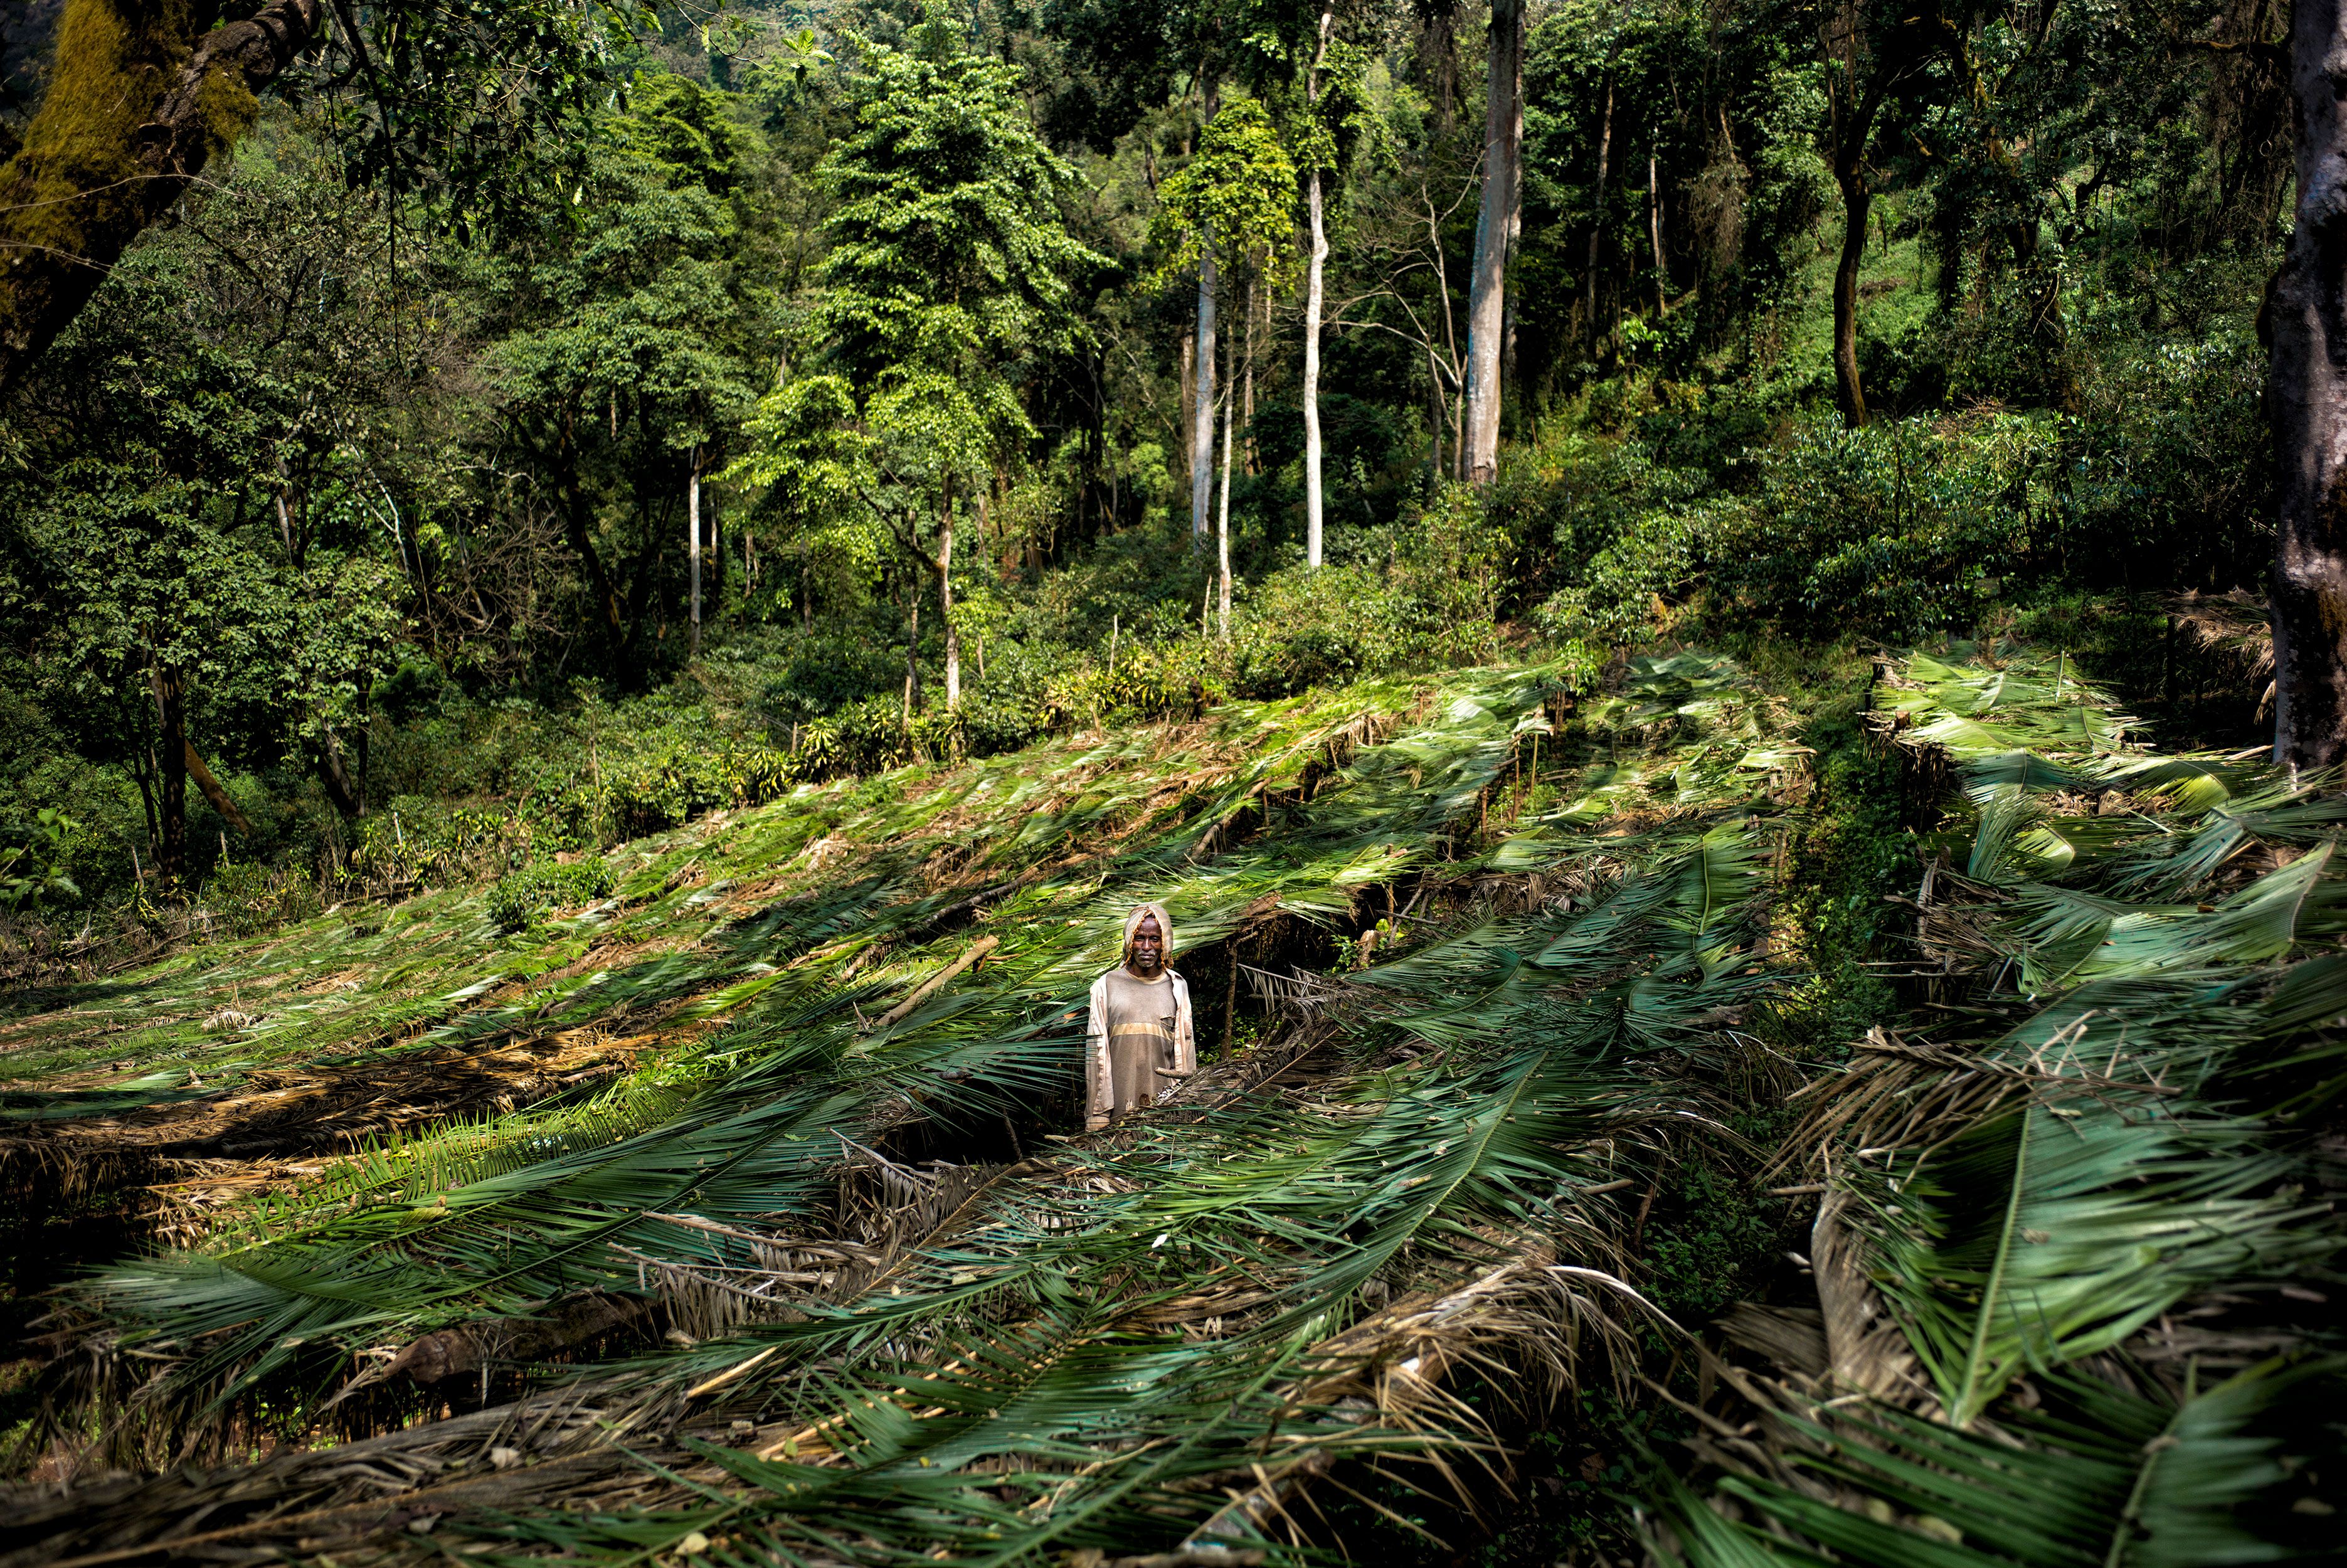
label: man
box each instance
[1084,902,1196,1131]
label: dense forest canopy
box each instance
[0,0,2307,906]
[1,0,2343,1562]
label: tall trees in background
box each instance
[1461,0,1524,482]
[2269,0,2347,770]
[1157,99,1298,630]
[3,0,2331,842]
[736,20,1100,711]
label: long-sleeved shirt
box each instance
[1085,965,1195,1126]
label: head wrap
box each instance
[1122,901,1175,963]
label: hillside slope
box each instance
[3,644,2340,1567]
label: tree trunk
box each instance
[2269,0,2347,770]
[687,447,703,658]
[1190,248,1219,546]
[939,480,961,711]
[1648,150,1667,313]
[901,580,922,723]
[0,0,325,397]
[1826,50,1894,430]
[318,729,364,819]
[1179,331,1195,483]
[1243,278,1257,475]
[182,742,254,836]
[1303,0,1334,567]
[149,662,188,886]
[556,415,625,645]
[1832,157,1872,427]
[1461,0,1525,485]
[1304,167,1329,567]
[1584,77,1615,349]
[1217,330,1236,637]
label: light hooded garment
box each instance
[1084,901,1196,1126]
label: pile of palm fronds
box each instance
[1658,639,2346,1564]
[0,681,1436,1269]
[17,638,2333,1568]
[6,650,1808,1564]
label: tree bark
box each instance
[554,415,625,645]
[687,447,703,658]
[901,578,922,723]
[1190,247,1219,546]
[1831,157,1873,428]
[0,0,325,397]
[148,662,188,886]
[318,729,364,819]
[1217,330,1236,637]
[2269,0,2347,770]
[1584,77,1615,349]
[1826,46,1894,430]
[1648,150,1667,313]
[1461,0,1525,485]
[182,741,254,836]
[1302,0,1335,568]
[939,479,961,711]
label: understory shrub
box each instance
[1707,412,2054,640]
[485,858,620,933]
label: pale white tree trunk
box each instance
[1303,167,1328,567]
[1190,249,1219,547]
[1461,0,1524,484]
[1216,342,1236,637]
[1301,0,1335,568]
[687,447,702,657]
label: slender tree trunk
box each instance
[182,742,254,835]
[1826,54,1893,429]
[149,662,188,886]
[1304,167,1330,566]
[939,479,961,711]
[1832,159,1872,427]
[1428,345,1444,477]
[1648,151,1667,313]
[1461,0,1525,484]
[1180,331,1196,485]
[1217,335,1236,637]
[1191,248,1219,546]
[1585,77,1615,349]
[1303,1,1335,566]
[318,729,364,818]
[1243,278,1258,475]
[2269,0,2347,770]
[901,579,921,723]
[687,447,703,657]
[707,485,723,623]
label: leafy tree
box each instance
[1155,97,1296,630]
[735,16,1103,712]
[489,80,764,671]
[0,0,652,396]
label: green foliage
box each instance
[1711,415,2053,641]
[0,808,80,909]
[1153,97,1300,285]
[485,858,620,934]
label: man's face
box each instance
[1128,913,1164,975]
